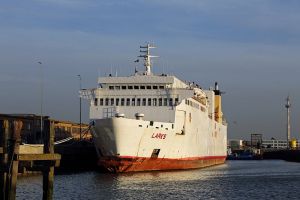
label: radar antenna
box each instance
[138,43,158,75]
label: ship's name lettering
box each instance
[151,133,166,139]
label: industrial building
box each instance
[262,139,299,149]
[0,114,91,143]
[228,139,244,150]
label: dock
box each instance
[0,119,61,200]
[55,140,97,172]
[263,149,300,162]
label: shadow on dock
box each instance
[54,140,98,174]
[263,149,300,162]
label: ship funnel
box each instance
[215,82,219,91]
[214,82,223,123]
[214,82,221,96]
[135,113,144,120]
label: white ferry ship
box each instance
[81,44,227,172]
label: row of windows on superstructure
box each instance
[108,85,165,90]
[94,97,179,107]
[185,99,206,112]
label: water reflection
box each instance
[17,160,300,200]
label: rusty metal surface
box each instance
[98,156,226,173]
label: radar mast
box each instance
[139,43,158,75]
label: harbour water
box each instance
[17,160,300,199]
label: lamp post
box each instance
[38,61,43,141]
[77,75,82,140]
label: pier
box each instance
[0,118,61,200]
[55,140,97,173]
[263,149,300,162]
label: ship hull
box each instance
[92,114,227,173]
[98,156,226,173]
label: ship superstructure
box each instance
[81,44,227,172]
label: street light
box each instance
[77,75,82,140]
[38,61,43,141]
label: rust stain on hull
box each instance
[98,156,226,173]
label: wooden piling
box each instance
[0,120,9,200]
[9,120,22,200]
[0,118,61,200]
[43,119,55,200]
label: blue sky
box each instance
[1,0,300,140]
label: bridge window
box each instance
[99,98,103,106]
[115,86,120,90]
[120,98,125,106]
[148,98,151,106]
[159,86,164,89]
[94,98,98,106]
[111,98,114,106]
[137,98,141,106]
[128,86,133,89]
[140,86,145,89]
[116,98,120,106]
[153,86,158,89]
[105,98,109,106]
[169,98,173,106]
[134,85,139,89]
[122,86,126,90]
[158,98,162,106]
[164,98,168,106]
[146,85,151,89]
[153,98,157,106]
[142,98,146,106]
[132,98,135,106]
[126,98,130,106]
[109,86,114,90]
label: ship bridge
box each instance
[98,74,190,90]
[81,43,209,123]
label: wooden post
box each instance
[9,162,18,200]
[1,117,60,200]
[0,120,10,200]
[0,120,6,200]
[0,120,22,200]
[8,120,22,200]
[43,119,55,200]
